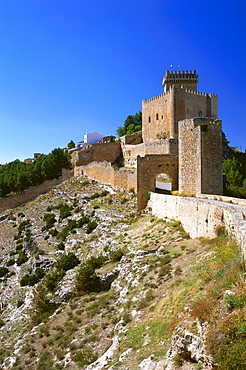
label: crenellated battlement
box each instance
[143,85,217,104]
[184,88,218,97]
[163,70,198,93]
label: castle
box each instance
[72,70,223,209]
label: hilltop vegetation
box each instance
[0,176,246,369]
[0,148,71,197]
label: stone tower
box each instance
[179,117,223,195]
[142,70,218,142]
[162,70,198,92]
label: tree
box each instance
[67,140,75,150]
[116,111,142,137]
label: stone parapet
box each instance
[149,193,246,265]
[0,170,73,213]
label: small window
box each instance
[156,113,159,120]
[148,116,151,123]
[199,111,202,117]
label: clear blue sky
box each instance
[0,0,245,164]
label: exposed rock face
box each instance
[165,323,215,369]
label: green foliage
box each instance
[223,156,246,198]
[20,269,45,286]
[18,220,32,233]
[59,203,71,220]
[16,251,28,266]
[86,220,98,234]
[67,140,75,150]
[116,111,142,137]
[44,269,66,292]
[73,346,98,366]
[43,213,56,229]
[0,266,9,278]
[109,249,124,262]
[56,252,80,272]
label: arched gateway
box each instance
[137,154,178,210]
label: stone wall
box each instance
[0,170,73,213]
[81,162,137,192]
[149,193,246,264]
[122,139,178,167]
[71,143,122,166]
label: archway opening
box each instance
[155,173,172,194]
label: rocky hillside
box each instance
[0,176,246,370]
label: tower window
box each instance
[148,116,151,123]
[156,113,159,120]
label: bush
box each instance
[49,228,58,237]
[67,219,77,230]
[56,252,80,272]
[18,220,31,233]
[76,262,98,292]
[44,270,66,292]
[86,220,98,234]
[57,242,65,250]
[6,258,15,266]
[59,204,71,220]
[110,249,124,262]
[43,213,56,229]
[77,216,90,227]
[0,267,9,278]
[20,269,45,286]
[16,251,28,266]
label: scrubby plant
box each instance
[16,251,28,265]
[0,267,9,278]
[44,269,66,292]
[59,203,72,220]
[109,248,124,262]
[43,213,56,230]
[56,252,80,272]
[77,216,90,227]
[86,220,98,234]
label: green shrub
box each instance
[44,270,66,292]
[67,219,77,230]
[86,220,98,234]
[110,249,124,262]
[0,267,9,278]
[6,258,15,266]
[76,262,98,292]
[73,346,97,366]
[59,204,71,220]
[20,269,45,286]
[18,220,32,233]
[16,251,28,266]
[57,242,65,250]
[58,227,69,241]
[56,252,80,272]
[77,216,90,227]
[49,228,58,237]
[43,213,56,229]
[101,190,109,197]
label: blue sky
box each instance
[0,0,245,164]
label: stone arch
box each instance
[137,154,178,209]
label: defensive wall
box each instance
[0,170,73,213]
[148,192,246,264]
[122,139,178,168]
[79,162,137,192]
[71,142,122,166]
